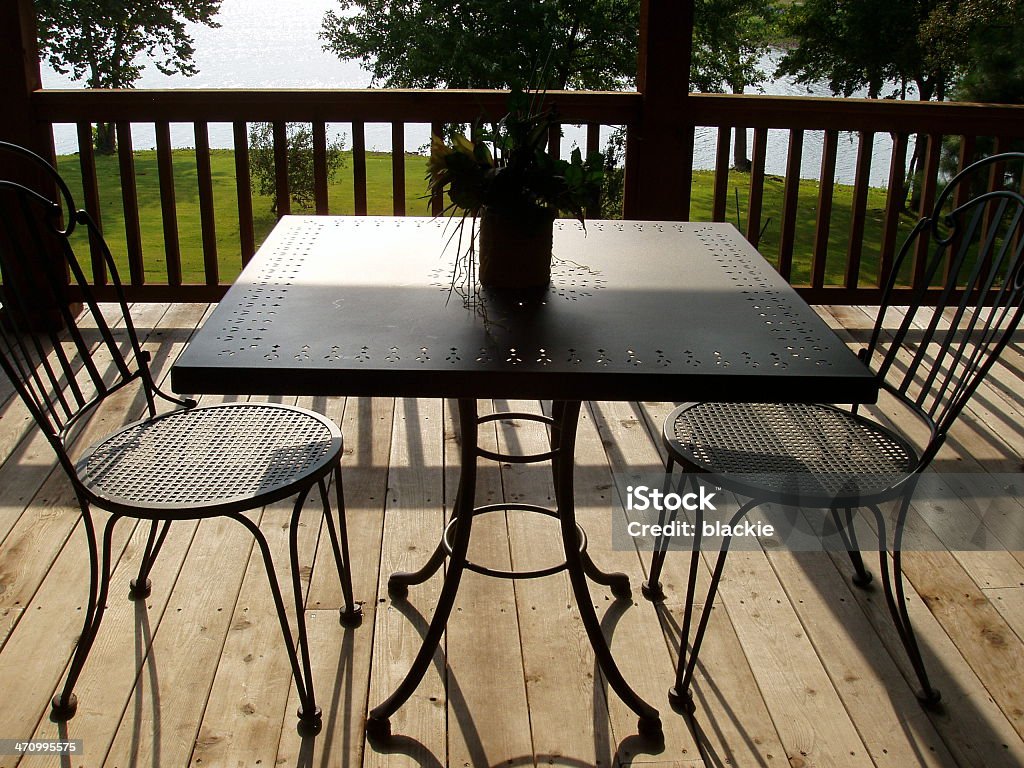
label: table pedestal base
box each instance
[367,399,661,742]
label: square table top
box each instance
[171,216,877,404]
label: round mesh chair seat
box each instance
[664,401,919,505]
[76,403,342,514]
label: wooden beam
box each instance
[623,1,694,221]
[0,0,66,330]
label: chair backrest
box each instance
[0,141,161,469]
[865,152,1024,457]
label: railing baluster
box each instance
[76,121,105,285]
[115,121,144,287]
[945,134,976,285]
[879,132,909,287]
[548,124,561,161]
[712,127,731,223]
[272,121,290,216]
[391,122,406,216]
[155,121,181,286]
[586,122,601,219]
[352,120,367,216]
[194,122,219,286]
[811,129,838,289]
[233,121,256,266]
[974,135,1011,281]
[745,128,768,246]
[845,131,874,289]
[777,129,803,280]
[431,120,444,216]
[313,121,329,215]
[913,133,942,289]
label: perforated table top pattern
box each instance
[172,217,877,405]
[76,403,340,510]
[667,401,918,502]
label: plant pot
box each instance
[478,205,556,289]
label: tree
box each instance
[775,0,961,101]
[248,123,346,214]
[937,0,1024,105]
[319,0,639,91]
[691,0,777,170]
[35,0,222,152]
[937,1,1024,182]
[776,0,973,208]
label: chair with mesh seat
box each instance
[646,152,1024,714]
[0,141,361,735]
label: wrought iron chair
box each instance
[0,141,361,735]
[646,152,1024,713]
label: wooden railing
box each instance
[30,87,1024,305]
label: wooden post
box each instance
[0,0,66,330]
[623,1,694,221]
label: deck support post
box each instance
[0,0,67,331]
[623,1,694,221]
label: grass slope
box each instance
[55,150,916,287]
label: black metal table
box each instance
[171,215,878,740]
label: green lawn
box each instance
[55,150,917,287]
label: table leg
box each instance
[554,400,663,740]
[366,398,478,741]
[551,401,632,598]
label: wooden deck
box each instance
[1,302,1024,768]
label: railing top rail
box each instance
[687,93,1024,134]
[33,86,1024,137]
[32,88,641,124]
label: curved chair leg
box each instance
[830,507,872,588]
[232,502,323,736]
[321,467,362,626]
[52,512,120,720]
[131,519,172,599]
[671,499,762,715]
[868,501,941,708]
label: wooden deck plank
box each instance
[0,303,177,649]
[17,305,221,767]
[20,519,201,768]
[572,402,705,765]
[444,400,534,767]
[275,396,393,768]
[190,399,329,768]
[495,400,616,767]
[1,303,1023,767]
[363,397,448,768]
[767,550,956,767]
[0,303,166,551]
[98,515,256,768]
[835,545,1024,768]
[596,398,790,767]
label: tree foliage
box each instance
[248,123,346,214]
[691,0,776,95]
[35,0,222,151]
[320,0,639,90]
[940,0,1024,104]
[691,0,777,169]
[775,0,960,101]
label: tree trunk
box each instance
[733,127,751,172]
[731,83,751,172]
[94,121,116,154]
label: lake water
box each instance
[41,0,906,187]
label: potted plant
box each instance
[427,88,604,289]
